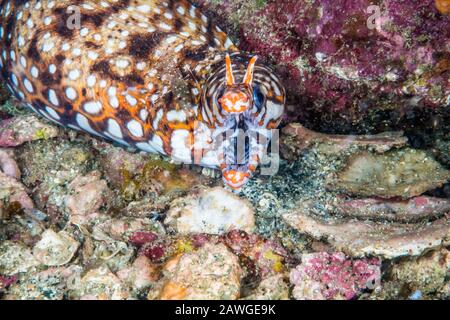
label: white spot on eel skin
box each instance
[65,87,77,100]
[107,118,123,139]
[48,89,59,106]
[83,101,103,114]
[127,120,144,137]
[45,106,60,120]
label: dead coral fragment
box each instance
[0,115,59,147]
[281,123,407,160]
[32,229,80,266]
[326,148,450,198]
[154,243,242,300]
[165,187,255,235]
[283,207,449,259]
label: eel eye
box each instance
[222,169,251,190]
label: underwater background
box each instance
[0,0,449,300]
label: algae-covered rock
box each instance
[389,249,449,295]
[154,243,242,300]
[0,115,59,147]
[282,205,449,259]
[0,241,39,275]
[326,148,450,198]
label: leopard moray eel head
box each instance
[0,0,286,191]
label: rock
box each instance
[290,252,381,300]
[239,0,448,125]
[17,139,95,225]
[0,149,20,179]
[154,243,242,300]
[389,249,449,295]
[282,205,450,259]
[281,123,407,160]
[332,196,450,223]
[0,171,34,214]
[4,265,82,300]
[69,266,129,300]
[243,274,289,300]
[326,149,450,198]
[165,187,255,235]
[117,256,158,293]
[0,241,39,275]
[95,217,165,243]
[32,229,80,266]
[65,171,109,223]
[0,115,59,147]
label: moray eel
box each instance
[0,0,285,190]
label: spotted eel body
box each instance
[0,0,285,190]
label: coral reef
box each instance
[237,0,449,127]
[0,0,448,302]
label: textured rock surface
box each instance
[238,0,449,125]
[0,241,39,275]
[166,187,255,235]
[331,196,450,223]
[154,243,242,300]
[0,115,59,147]
[283,207,449,259]
[326,149,450,198]
[290,252,381,300]
[32,230,79,267]
[281,123,407,159]
[389,249,449,295]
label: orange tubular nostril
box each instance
[436,0,450,14]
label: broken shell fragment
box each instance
[326,149,450,198]
[32,229,80,266]
[165,187,255,235]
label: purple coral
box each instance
[290,252,381,300]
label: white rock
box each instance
[165,187,255,235]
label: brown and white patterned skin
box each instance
[0,0,285,190]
